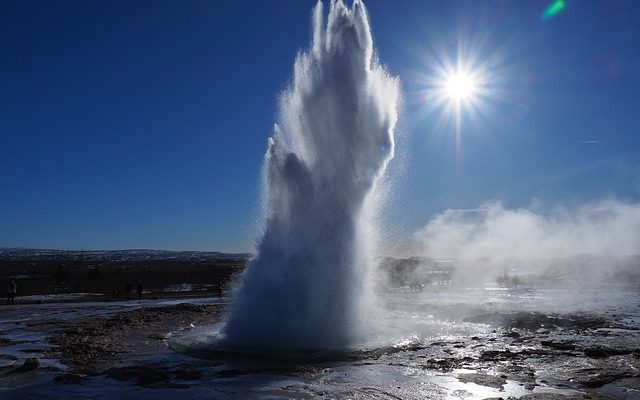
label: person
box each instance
[136,280,143,300]
[7,278,17,305]
[125,280,132,300]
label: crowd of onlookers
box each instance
[5,277,146,305]
[111,280,144,300]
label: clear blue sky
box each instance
[2,1,639,252]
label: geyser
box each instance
[222,0,399,349]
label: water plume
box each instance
[222,0,400,349]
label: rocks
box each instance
[21,348,48,353]
[482,392,616,399]
[479,348,551,362]
[0,337,29,346]
[572,369,634,388]
[464,312,614,331]
[104,365,207,387]
[421,356,475,371]
[564,355,639,389]
[106,365,170,387]
[480,349,519,361]
[7,357,40,374]
[583,346,633,358]
[19,357,40,372]
[540,340,576,351]
[147,333,166,340]
[457,372,506,389]
[172,368,204,380]
[54,373,85,385]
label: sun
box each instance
[413,33,508,179]
[426,64,486,110]
[443,72,477,101]
[420,59,492,171]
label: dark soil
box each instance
[46,303,224,376]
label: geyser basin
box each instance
[222,0,400,349]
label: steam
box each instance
[222,0,399,349]
[411,199,640,283]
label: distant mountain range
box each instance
[0,248,251,262]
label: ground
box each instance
[0,288,638,399]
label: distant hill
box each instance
[0,248,251,298]
[0,248,251,263]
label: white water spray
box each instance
[222,0,399,349]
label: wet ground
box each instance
[0,287,638,399]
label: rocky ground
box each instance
[0,298,639,399]
[0,303,225,388]
[422,310,640,398]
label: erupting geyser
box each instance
[222,0,399,349]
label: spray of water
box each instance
[222,0,399,349]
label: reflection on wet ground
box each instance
[0,287,638,399]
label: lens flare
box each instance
[542,0,566,20]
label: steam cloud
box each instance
[412,199,640,282]
[223,0,399,349]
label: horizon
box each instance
[2,246,640,261]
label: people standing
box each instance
[125,280,132,300]
[7,278,17,305]
[136,280,143,300]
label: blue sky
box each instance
[2,0,639,252]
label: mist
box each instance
[407,199,640,287]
